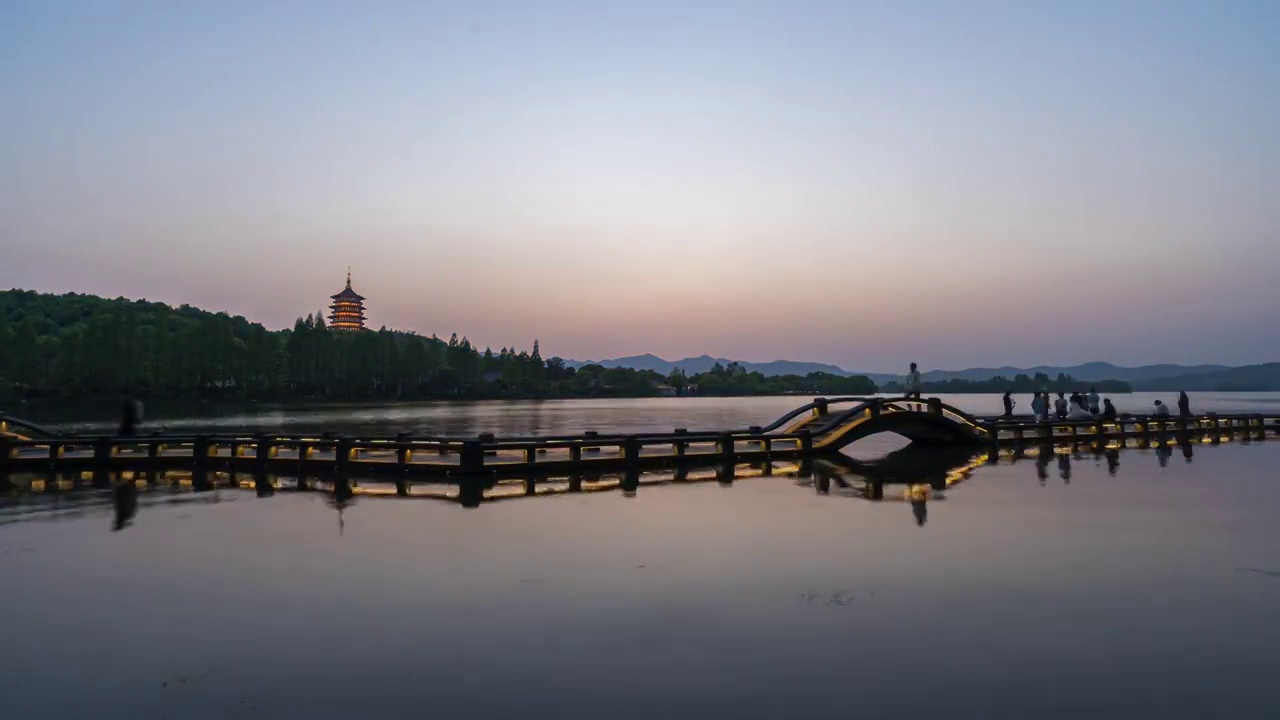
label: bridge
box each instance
[1,441,1206,526]
[0,445,995,522]
[2,397,1277,479]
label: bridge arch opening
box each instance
[839,433,912,460]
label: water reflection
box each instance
[0,435,1246,532]
[330,476,355,534]
[112,479,137,531]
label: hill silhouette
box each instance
[567,355,1269,388]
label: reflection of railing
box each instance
[0,438,1263,525]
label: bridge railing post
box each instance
[335,438,353,473]
[0,436,13,472]
[927,398,942,416]
[192,436,211,466]
[459,440,485,475]
[93,437,117,467]
[624,436,641,466]
[252,435,273,465]
[814,398,829,417]
[719,433,736,465]
[799,430,813,455]
[673,428,688,459]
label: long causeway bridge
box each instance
[3,396,1278,479]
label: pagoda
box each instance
[328,269,367,331]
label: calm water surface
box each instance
[26,391,1280,437]
[3,436,1280,718]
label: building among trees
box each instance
[328,269,366,331]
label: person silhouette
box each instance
[905,362,922,399]
[1002,391,1015,418]
[118,399,139,436]
[1102,398,1118,421]
[1178,391,1191,417]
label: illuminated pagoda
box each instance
[328,268,367,331]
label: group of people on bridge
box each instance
[903,363,1193,423]
[1008,389,1192,422]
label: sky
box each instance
[3,0,1278,372]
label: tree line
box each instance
[881,373,1132,394]
[0,290,878,402]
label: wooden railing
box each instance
[0,426,815,476]
[2,402,1278,477]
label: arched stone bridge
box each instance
[756,396,992,450]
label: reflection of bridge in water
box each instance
[0,431,1249,529]
[3,397,1277,479]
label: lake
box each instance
[3,397,1280,718]
[20,391,1280,440]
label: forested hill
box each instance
[0,290,877,401]
[0,289,557,400]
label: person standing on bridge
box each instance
[1102,398,1118,421]
[1031,392,1047,422]
[1088,389,1101,416]
[905,362,922,399]
[1178,391,1191,417]
[1002,391,1015,417]
[118,399,139,437]
[1054,392,1068,419]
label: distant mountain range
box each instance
[914,362,1233,385]
[566,355,1280,390]
[1136,363,1280,392]
[566,354,857,379]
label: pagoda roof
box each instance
[331,269,365,301]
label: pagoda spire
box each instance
[346,266,352,288]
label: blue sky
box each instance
[3,1,1278,370]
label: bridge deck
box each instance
[3,399,1278,478]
